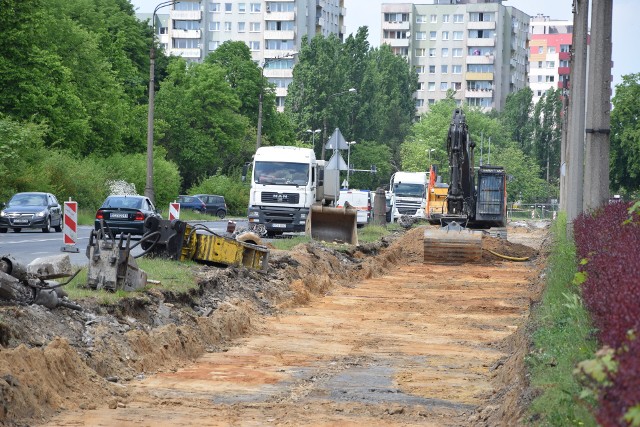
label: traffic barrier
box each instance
[61,200,80,253]
[169,202,180,220]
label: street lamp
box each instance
[346,141,356,189]
[306,128,321,150]
[256,51,297,150]
[427,148,435,166]
[321,87,357,160]
[145,0,178,203]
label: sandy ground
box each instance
[42,223,547,426]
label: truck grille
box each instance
[261,192,300,204]
[396,201,421,215]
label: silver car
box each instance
[0,192,63,233]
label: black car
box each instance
[0,192,63,233]
[95,195,161,236]
[193,194,227,218]
[176,195,207,213]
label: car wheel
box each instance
[216,209,226,219]
[0,228,7,233]
[13,228,21,233]
[54,217,62,232]
[42,217,51,233]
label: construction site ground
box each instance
[0,221,548,426]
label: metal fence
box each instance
[507,203,558,220]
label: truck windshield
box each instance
[394,183,425,198]
[254,162,309,186]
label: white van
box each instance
[336,190,371,226]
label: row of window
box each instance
[417,81,464,92]
[385,29,495,42]
[533,44,571,54]
[414,64,495,74]
[415,98,492,108]
[385,12,467,24]
[180,39,295,52]
[209,2,263,13]
[207,20,293,32]
[415,47,465,58]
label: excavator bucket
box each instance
[306,204,358,245]
[423,221,483,264]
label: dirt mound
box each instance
[482,236,538,262]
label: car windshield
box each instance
[103,197,142,209]
[8,194,47,207]
[394,183,425,198]
[254,162,309,186]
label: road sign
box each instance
[325,128,349,150]
[169,202,180,220]
[61,200,80,253]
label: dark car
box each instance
[95,195,161,236]
[0,192,63,233]
[176,195,207,213]
[193,194,227,218]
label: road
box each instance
[0,220,244,266]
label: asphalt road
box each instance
[0,220,240,267]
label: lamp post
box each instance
[346,141,356,189]
[427,148,435,166]
[321,87,357,160]
[145,0,178,203]
[306,128,321,150]
[256,51,297,150]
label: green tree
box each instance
[610,73,640,195]
[492,142,550,203]
[501,87,534,155]
[532,89,562,183]
[347,141,393,191]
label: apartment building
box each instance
[529,14,573,104]
[381,0,529,115]
[159,0,346,109]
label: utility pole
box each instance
[565,0,589,228]
[583,0,613,210]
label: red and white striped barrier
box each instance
[61,200,80,253]
[169,202,180,221]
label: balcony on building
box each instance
[170,48,201,59]
[559,51,571,61]
[264,11,295,21]
[466,54,494,65]
[466,72,494,81]
[386,38,410,48]
[383,21,410,31]
[263,68,293,79]
[264,30,295,40]
[467,21,496,31]
[467,38,495,47]
[558,66,571,76]
[170,10,201,21]
[171,29,201,39]
[264,49,296,59]
[465,88,493,98]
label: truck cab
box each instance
[389,171,429,222]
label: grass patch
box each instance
[270,235,312,251]
[78,209,97,226]
[358,223,401,243]
[64,258,199,305]
[526,213,597,426]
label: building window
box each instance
[467,98,492,107]
[238,22,245,32]
[453,14,464,23]
[453,31,463,40]
[225,2,232,12]
[174,20,200,30]
[266,39,294,50]
[537,90,543,96]
[429,31,437,40]
[547,61,555,68]
[452,65,462,74]
[250,22,261,32]
[441,64,448,74]
[429,65,436,74]
[537,75,544,82]
[546,75,555,82]
[417,82,425,91]
[469,29,495,39]
[560,44,571,52]
[415,48,426,57]
[238,3,246,13]
[416,14,426,23]
[415,65,425,74]
[211,2,221,12]
[209,41,220,50]
[538,46,544,54]
[467,64,494,73]
[224,21,232,31]
[174,1,199,10]
[276,96,285,108]
[173,38,199,48]
[428,48,436,57]
[452,82,462,91]
[250,3,261,12]
[428,82,436,91]
[385,13,409,22]
[430,14,437,23]
[416,31,427,40]
[453,48,462,57]
[440,82,448,91]
[442,14,450,23]
[393,47,409,56]
[442,31,449,40]
[548,46,556,54]
[416,98,425,107]
[441,48,449,58]
[428,99,435,105]
[248,40,260,50]
[209,21,220,31]
[538,61,543,68]
[469,47,492,56]
[560,60,569,67]
[469,12,495,22]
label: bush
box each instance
[187,173,249,216]
[573,201,640,425]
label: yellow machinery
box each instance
[306,204,358,245]
[425,165,448,221]
[143,219,268,271]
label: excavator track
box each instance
[423,222,483,264]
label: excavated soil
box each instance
[0,221,549,426]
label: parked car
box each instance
[192,194,227,218]
[94,195,161,236]
[336,189,372,226]
[176,195,207,213]
[0,192,63,233]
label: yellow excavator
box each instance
[424,108,507,264]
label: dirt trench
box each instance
[0,223,547,426]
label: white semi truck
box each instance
[389,171,429,222]
[245,146,356,241]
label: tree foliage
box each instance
[501,87,534,155]
[531,89,562,183]
[610,73,640,195]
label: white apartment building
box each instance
[160,0,346,109]
[381,0,529,116]
[528,14,573,104]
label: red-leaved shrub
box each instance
[573,201,640,426]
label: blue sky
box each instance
[130,0,637,88]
